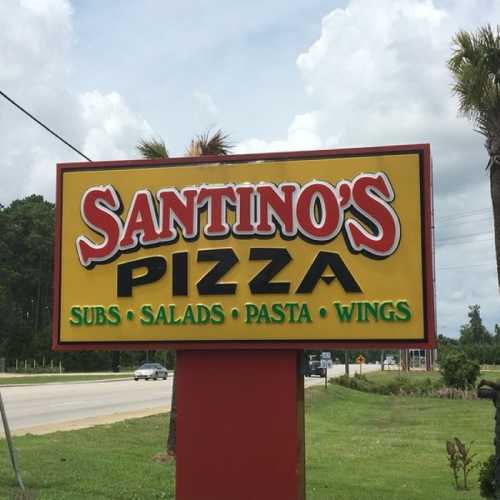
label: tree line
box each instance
[438,304,500,365]
[0,195,165,372]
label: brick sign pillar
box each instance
[176,350,305,500]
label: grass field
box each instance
[0,382,495,499]
[0,374,132,385]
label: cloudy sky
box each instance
[1,0,499,338]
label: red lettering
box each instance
[344,173,400,257]
[120,191,160,249]
[233,185,255,234]
[76,185,122,267]
[197,186,237,236]
[296,181,342,240]
[157,188,198,241]
[256,183,297,235]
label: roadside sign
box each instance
[53,145,435,351]
[321,352,331,359]
[356,355,365,364]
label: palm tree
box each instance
[136,129,232,457]
[136,138,169,159]
[185,129,232,156]
[448,24,500,288]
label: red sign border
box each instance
[52,144,435,351]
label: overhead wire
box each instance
[0,90,92,162]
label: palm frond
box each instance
[137,138,169,159]
[448,24,500,134]
[186,129,232,157]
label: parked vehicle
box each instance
[134,363,168,381]
[304,360,326,378]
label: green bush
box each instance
[333,373,443,397]
[439,352,480,389]
[479,454,496,498]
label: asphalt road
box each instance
[0,363,380,436]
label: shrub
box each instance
[479,454,496,498]
[440,352,480,389]
[446,438,478,490]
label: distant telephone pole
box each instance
[344,350,349,376]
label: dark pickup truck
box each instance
[304,360,326,377]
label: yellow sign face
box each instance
[53,146,435,349]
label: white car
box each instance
[134,363,168,381]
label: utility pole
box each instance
[344,350,349,376]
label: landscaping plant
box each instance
[446,438,478,490]
[440,352,480,389]
[479,454,496,498]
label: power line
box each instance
[437,262,495,270]
[0,90,92,162]
[436,237,494,247]
[436,230,493,243]
[436,208,491,222]
[436,216,493,227]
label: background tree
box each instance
[448,24,500,288]
[459,304,492,365]
[459,304,492,345]
[136,128,232,457]
[0,196,55,360]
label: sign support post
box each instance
[176,350,305,500]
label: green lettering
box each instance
[285,303,299,323]
[95,306,106,325]
[365,302,379,321]
[356,301,368,322]
[245,303,259,324]
[183,305,196,325]
[69,306,82,326]
[168,305,182,325]
[83,306,93,325]
[271,303,285,324]
[140,305,154,325]
[211,304,225,324]
[257,305,271,324]
[197,304,211,324]
[155,305,168,325]
[334,302,355,322]
[396,300,412,321]
[380,301,396,322]
[297,304,312,323]
[108,305,121,325]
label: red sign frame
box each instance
[52,144,435,351]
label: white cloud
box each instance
[235,112,324,153]
[80,91,153,160]
[0,0,152,204]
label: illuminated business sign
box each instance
[52,145,435,350]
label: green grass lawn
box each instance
[306,384,493,499]
[0,374,132,385]
[0,384,494,499]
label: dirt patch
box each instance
[152,451,175,465]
